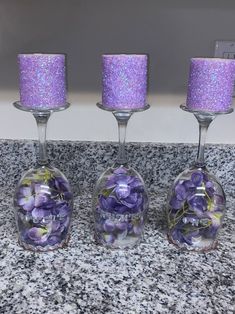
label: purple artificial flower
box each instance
[54,176,70,191]
[31,207,52,220]
[52,201,71,218]
[170,222,200,245]
[115,183,131,199]
[121,192,138,208]
[47,235,61,246]
[103,233,115,244]
[27,226,50,244]
[103,219,116,233]
[188,195,208,215]
[99,195,126,213]
[191,171,203,187]
[205,181,215,198]
[34,184,50,207]
[116,221,128,231]
[213,194,225,205]
[174,183,187,201]
[51,220,61,232]
[183,180,195,190]
[169,196,183,211]
[57,203,71,218]
[113,167,128,175]
[18,186,35,212]
[99,170,145,214]
[133,221,144,235]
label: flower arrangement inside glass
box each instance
[13,103,73,251]
[92,104,149,249]
[167,105,233,251]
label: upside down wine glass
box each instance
[92,103,150,249]
[167,105,233,251]
[13,103,73,252]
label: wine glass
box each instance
[92,103,150,249]
[167,105,233,251]
[13,102,73,252]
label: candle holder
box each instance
[13,102,73,252]
[92,103,150,249]
[167,105,233,251]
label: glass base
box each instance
[94,207,146,249]
[167,233,218,252]
[18,234,70,252]
[92,164,149,249]
[167,166,225,251]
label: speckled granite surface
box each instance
[0,140,234,314]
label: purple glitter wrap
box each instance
[18,54,66,109]
[186,58,235,112]
[102,54,147,109]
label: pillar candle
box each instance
[18,53,66,110]
[186,58,235,112]
[102,54,147,109]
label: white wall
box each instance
[1,90,234,144]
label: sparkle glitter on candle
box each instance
[18,54,66,109]
[186,58,235,112]
[102,54,148,109]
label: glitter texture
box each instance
[18,54,66,109]
[186,58,235,112]
[102,54,147,109]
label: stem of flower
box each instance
[113,111,132,166]
[194,113,215,168]
[33,111,51,166]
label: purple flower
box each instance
[188,195,207,215]
[34,184,50,207]
[115,183,131,199]
[183,180,195,190]
[103,233,115,244]
[47,236,61,246]
[113,167,128,175]
[54,176,70,191]
[103,219,115,233]
[169,196,183,211]
[191,171,203,186]
[99,170,145,214]
[213,194,225,205]
[27,226,50,244]
[133,222,144,235]
[18,187,35,212]
[116,221,128,231]
[51,220,61,232]
[175,183,187,201]
[31,207,52,220]
[52,202,71,218]
[99,195,126,212]
[205,181,215,198]
[170,222,200,245]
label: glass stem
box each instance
[194,113,215,168]
[33,112,51,166]
[113,111,132,166]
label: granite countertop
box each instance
[0,140,235,314]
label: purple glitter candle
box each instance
[186,58,235,112]
[102,54,147,109]
[18,54,66,109]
